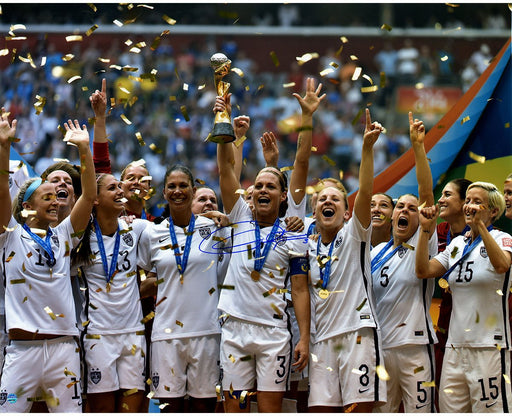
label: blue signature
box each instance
[198,220,310,255]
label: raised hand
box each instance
[0,108,17,146]
[419,204,439,232]
[363,108,383,147]
[409,111,425,145]
[292,77,326,116]
[213,93,232,117]
[89,78,107,117]
[63,119,90,150]
[233,115,250,141]
[260,131,279,167]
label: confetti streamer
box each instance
[66,35,83,42]
[380,23,393,31]
[468,151,485,164]
[270,51,280,67]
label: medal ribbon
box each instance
[370,239,402,275]
[93,218,120,284]
[446,224,470,245]
[22,223,55,267]
[316,235,336,289]
[168,214,195,275]
[253,219,281,273]
[441,225,493,281]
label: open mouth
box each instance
[397,216,409,229]
[258,197,270,205]
[322,208,335,218]
[56,189,68,200]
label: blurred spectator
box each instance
[374,40,398,106]
[396,38,419,85]
[469,43,493,75]
[417,44,437,87]
[278,4,300,26]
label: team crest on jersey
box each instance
[198,226,212,239]
[335,235,343,248]
[397,246,407,258]
[503,237,512,248]
[0,391,6,405]
[90,369,101,384]
[51,235,60,248]
[274,232,287,246]
[122,233,134,247]
[152,373,160,388]
[480,246,488,258]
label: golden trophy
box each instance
[209,53,235,143]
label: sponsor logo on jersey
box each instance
[6,393,16,404]
[358,387,369,393]
[480,246,488,258]
[90,369,102,384]
[198,226,212,239]
[152,373,160,389]
[486,401,497,408]
[274,378,286,384]
[502,237,512,248]
[335,236,343,248]
[0,392,6,406]
[122,233,134,247]
[415,403,428,409]
[158,236,169,243]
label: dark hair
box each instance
[447,178,472,200]
[41,162,82,196]
[164,164,194,187]
[373,192,396,209]
[257,167,288,217]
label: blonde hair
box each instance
[505,173,512,183]
[12,178,42,224]
[467,181,506,222]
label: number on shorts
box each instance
[417,381,427,404]
[478,377,499,401]
[276,355,287,378]
[359,364,369,387]
[70,377,80,400]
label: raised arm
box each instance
[0,109,17,233]
[64,120,96,233]
[353,108,382,228]
[289,77,325,205]
[90,78,112,174]
[260,131,279,168]
[416,204,447,278]
[214,96,241,214]
[409,112,434,208]
[233,115,250,181]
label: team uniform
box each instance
[307,213,385,408]
[79,218,147,394]
[218,197,308,393]
[137,215,228,399]
[434,229,512,413]
[0,216,82,413]
[371,228,438,413]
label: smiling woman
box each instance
[0,111,96,412]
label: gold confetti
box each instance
[263,288,277,298]
[376,365,390,380]
[149,143,162,154]
[218,284,235,290]
[283,82,296,88]
[270,303,282,319]
[362,74,374,85]
[5,251,15,262]
[468,151,485,164]
[44,306,57,320]
[208,287,216,296]
[361,85,378,93]
[319,68,334,77]
[231,67,244,77]
[141,311,155,324]
[270,51,280,67]
[422,381,436,387]
[322,155,336,166]
[180,105,190,122]
[403,243,415,251]
[351,67,362,81]
[240,355,252,362]
[356,298,367,311]
[414,366,425,374]
[10,279,26,284]
[504,374,511,384]
[380,23,392,31]
[162,15,177,25]
[67,75,81,84]
[0,49,8,56]
[228,354,236,363]
[120,114,132,125]
[356,335,362,344]
[65,35,83,42]
[461,115,470,124]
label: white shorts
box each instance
[220,317,291,392]
[150,334,220,399]
[440,346,512,413]
[308,327,386,408]
[375,344,435,413]
[83,332,146,393]
[0,336,82,413]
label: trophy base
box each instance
[209,123,236,144]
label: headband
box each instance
[23,178,43,203]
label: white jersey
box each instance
[0,217,80,336]
[79,218,146,334]
[137,215,228,341]
[371,228,438,349]
[308,213,377,343]
[286,189,306,219]
[218,197,308,328]
[434,229,512,349]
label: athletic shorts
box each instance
[308,327,386,408]
[440,346,512,413]
[0,336,82,413]
[150,334,220,399]
[0,315,7,370]
[83,332,146,393]
[220,317,291,392]
[375,344,435,413]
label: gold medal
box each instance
[251,270,260,282]
[319,289,330,299]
